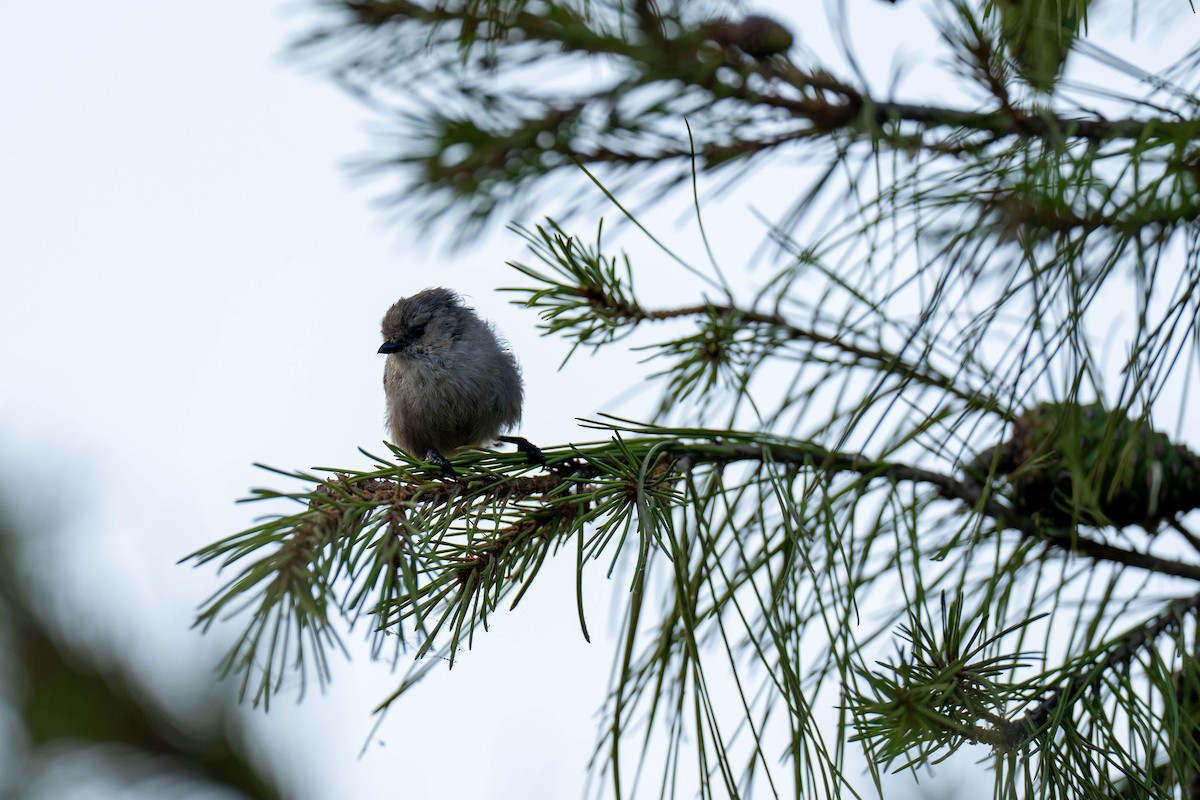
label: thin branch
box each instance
[1171,518,1200,557]
[1011,587,1200,742]
[334,437,1200,583]
[593,298,1003,415]
[335,1,1200,151]
[687,440,1200,582]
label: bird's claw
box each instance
[424,449,457,477]
[498,436,546,466]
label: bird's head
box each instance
[379,287,466,357]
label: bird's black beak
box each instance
[378,340,402,354]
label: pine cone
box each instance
[966,402,1200,529]
[703,14,794,60]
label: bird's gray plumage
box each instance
[378,288,523,462]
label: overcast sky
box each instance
[2,2,1195,798]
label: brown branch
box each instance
[979,188,1200,239]
[613,300,1002,416]
[339,1,1200,152]
[961,34,1024,130]
[342,437,1200,583]
[1006,588,1200,746]
[686,440,1200,582]
[297,440,1200,740]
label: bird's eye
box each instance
[410,323,427,339]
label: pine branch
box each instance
[384,435,1200,585]
[1008,588,1200,747]
[193,432,1200,665]
[329,0,1200,153]
[602,300,1002,416]
[660,438,1200,582]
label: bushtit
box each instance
[378,288,539,474]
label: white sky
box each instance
[0,3,612,797]
[2,2,1196,799]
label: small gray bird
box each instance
[378,288,539,474]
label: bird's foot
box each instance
[424,448,457,477]
[498,436,546,466]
